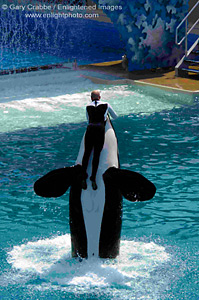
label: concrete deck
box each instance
[83,1,198,94]
[79,61,199,94]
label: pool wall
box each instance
[0,0,190,72]
[0,6,125,71]
[94,0,189,71]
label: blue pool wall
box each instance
[94,0,189,70]
[0,8,125,70]
[0,0,189,71]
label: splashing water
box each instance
[0,69,198,300]
[0,68,192,133]
[5,234,171,300]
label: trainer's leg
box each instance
[82,126,94,179]
[90,125,105,184]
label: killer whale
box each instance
[34,118,156,259]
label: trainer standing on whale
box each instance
[82,90,118,191]
[34,90,156,259]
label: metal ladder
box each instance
[175,1,199,77]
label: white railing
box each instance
[176,1,199,57]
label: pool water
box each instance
[0,49,67,71]
[0,69,199,299]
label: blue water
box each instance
[0,70,199,299]
[0,49,66,71]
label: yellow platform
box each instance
[80,61,199,93]
[90,60,122,67]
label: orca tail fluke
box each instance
[34,164,83,198]
[103,167,156,202]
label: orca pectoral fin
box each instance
[103,167,156,202]
[34,164,83,198]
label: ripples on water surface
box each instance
[0,70,199,299]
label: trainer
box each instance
[82,90,118,190]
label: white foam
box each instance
[7,234,170,293]
[7,235,70,274]
[3,234,174,299]
[0,68,189,133]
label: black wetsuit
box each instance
[82,100,117,182]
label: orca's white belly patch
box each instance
[34,118,156,259]
[81,170,105,258]
[76,119,119,258]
